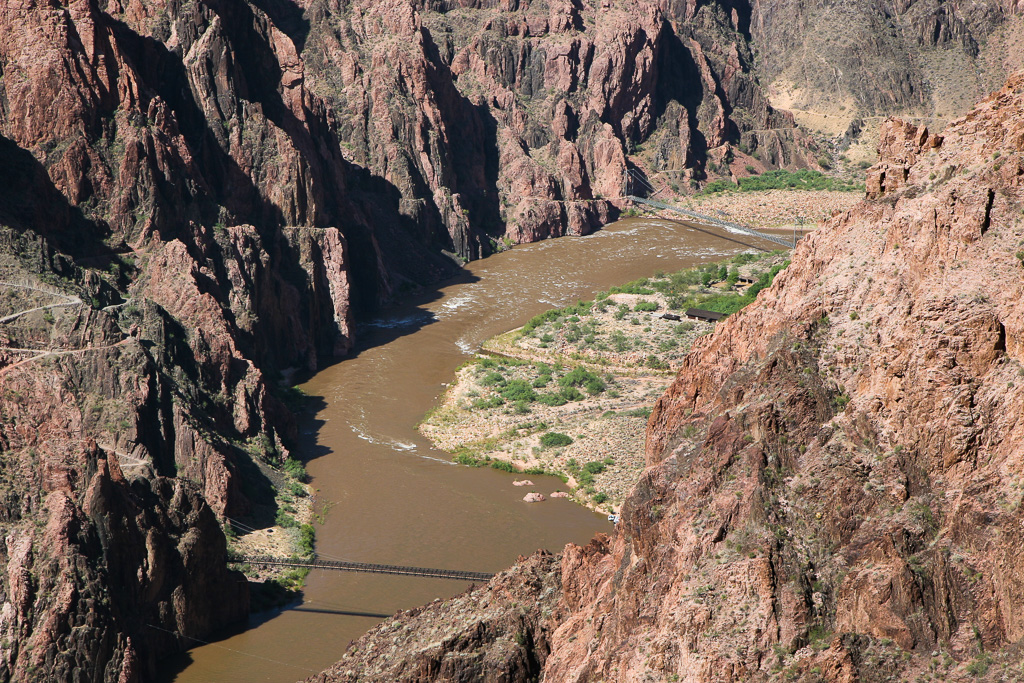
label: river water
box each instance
[166,218,769,682]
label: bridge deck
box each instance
[230,554,494,582]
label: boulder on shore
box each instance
[523,492,546,503]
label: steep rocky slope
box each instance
[1,1,1021,681]
[749,0,1024,138]
[298,0,823,244]
[311,73,1024,682]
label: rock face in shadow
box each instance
[312,73,1024,682]
[0,455,247,683]
[305,551,563,683]
[0,1,421,679]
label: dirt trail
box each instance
[0,281,82,322]
[0,338,132,377]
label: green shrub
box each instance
[583,461,607,474]
[634,300,658,312]
[522,301,592,335]
[966,653,992,676]
[540,432,574,448]
[298,524,315,556]
[454,452,478,466]
[532,374,552,388]
[481,371,505,386]
[703,169,863,194]
[282,458,307,482]
[500,379,537,403]
[646,355,669,370]
[559,366,603,393]
[471,396,505,410]
[559,386,585,401]
[592,492,608,504]
[275,509,298,528]
[609,280,655,295]
[536,393,568,406]
[624,407,652,418]
[703,179,738,194]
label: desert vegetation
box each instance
[420,252,789,513]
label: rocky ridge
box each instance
[750,0,1024,136]
[311,73,1024,682]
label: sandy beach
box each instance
[419,254,789,514]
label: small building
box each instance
[736,275,757,285]
[685,308,725,322]
[655,312,682,321]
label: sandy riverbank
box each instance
[675,189,860,229]
[226,459,317,595]
[420,254,789,514]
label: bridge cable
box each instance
[627,168,658,194]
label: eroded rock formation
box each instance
[748,0,1023,119]
[0,0,419,678]
[300,0,819,245]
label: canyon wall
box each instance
[0,0,413,679]
[313,72,1024,682]
[747,0,1024,129]
[298,0,818,245]
[1,1,1021,680]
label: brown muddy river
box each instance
[165,218,780,682]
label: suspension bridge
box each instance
[228,553,494,582]
[623,168,799,249]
